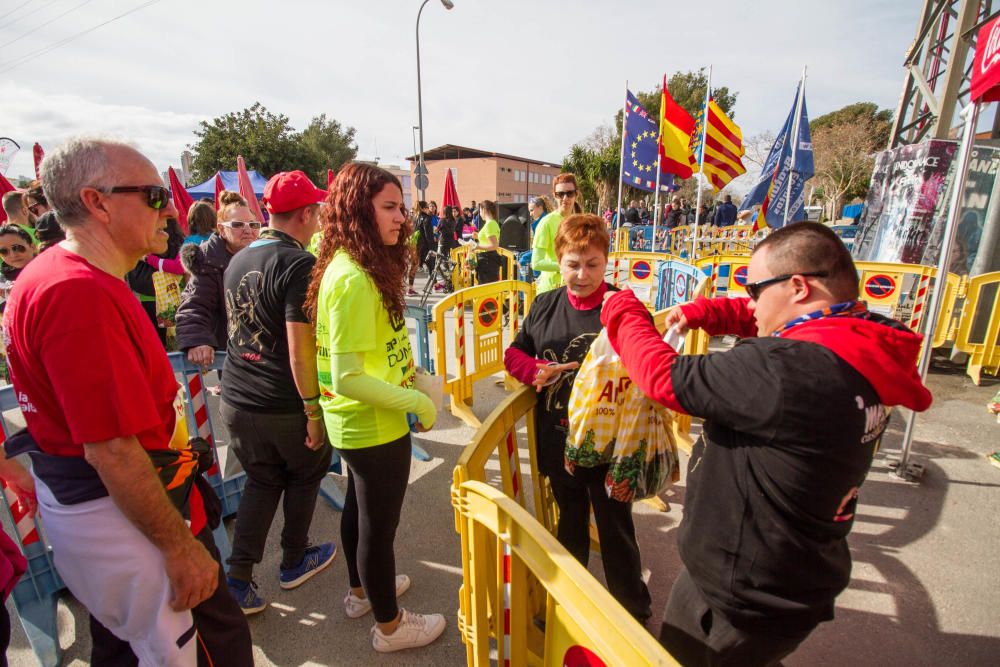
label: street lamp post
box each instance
[416,0,454,202]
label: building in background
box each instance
[407,144,560,207]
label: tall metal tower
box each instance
[889,0,997,148]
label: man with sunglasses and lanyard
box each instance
[601,222,932,666]
[220,170,335,613]
[3,138,252,665]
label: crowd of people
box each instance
[0,137,935,667]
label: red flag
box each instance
[327,168,336,189]
[658,75,697,179]
[32,143,44,180]
[168,167,194,234]
[214,172,224,210]
[0,172,16,223]
[442,168,461,210]
[236,156,266,223]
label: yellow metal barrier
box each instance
[450,246,518,290]
[432,279,535,428]
[953,270,1000,384]
[453,481,678,667]
[853,261,960,348]
[695,254,750,298]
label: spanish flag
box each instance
[694,100,747,192]
[658,75,697,179]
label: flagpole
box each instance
[615,79,629,238]
[691,65,712,261]
[653,138,663,252]
[784,65,807,226]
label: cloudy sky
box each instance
[2,0,918,184]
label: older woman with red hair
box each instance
[505,213,651,623]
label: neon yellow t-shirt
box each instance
[478,218,500,247]
[316,250,416,449]
[532,211,563,293]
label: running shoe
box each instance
[344,574,411,618]
[279,542,337,590]
[226,577,266,615]
[371,609,446,653]
[407,288,418,296]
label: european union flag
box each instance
[623,91,674,193]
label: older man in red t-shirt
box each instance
[3,138,252,665]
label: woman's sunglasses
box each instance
[107,185,171,210]
[0,244,29,256]
[221,221,262,230]
[26,203,45,215]
[553,190,577,199]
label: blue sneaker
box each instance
[279,542,337,590]
[227,577,266,615]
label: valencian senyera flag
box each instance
[741,83,813,230]
[659,75,698,179]
[623,91,674,192]
[691,100,747,191]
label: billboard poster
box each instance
[921,145,1000,274]
[853,140,958,265]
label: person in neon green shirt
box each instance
[469,199,501,284]
[306,162,446,653]
[533,173,582,293]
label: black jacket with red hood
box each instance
[602,292,932,633]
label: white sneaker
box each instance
[344,574,411,618]
[371,609,446,653]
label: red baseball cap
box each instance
[262,170,327,214]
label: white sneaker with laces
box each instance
[344,574,411,618]
[371,609,446,653]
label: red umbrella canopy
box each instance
[442,168,461,210]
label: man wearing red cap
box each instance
[220,170,336,612]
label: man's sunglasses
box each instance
[26,203,45,215]
[0,245,28,256]
[554,190,577,199]
[221,220,262,230]
[108,185,171,210]
[744,272,828,301]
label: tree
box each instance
[811,102,892,149]
[297,114,358,184]
[811,120,880,218]
[189,103,357,185]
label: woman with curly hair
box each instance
[305,163,444,653]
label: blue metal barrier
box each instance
[404,306,434,463]
[0,386,64,667]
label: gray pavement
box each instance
[4,279,1000,665]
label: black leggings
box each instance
[338,433,412,623]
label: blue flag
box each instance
[622,91,674,193]
[740,84,814,228]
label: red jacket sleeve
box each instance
[680,296,758,338]
[600,291,685,413]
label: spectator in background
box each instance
[638,200,650,224]
[0,225,37,283]
[665,197,684,229]
[2,192,37,243]
[625,200,641,226]
[472,200,502,284]
[713,194,738,227]
[33,211,66,252]
[184,200,216,245]
[533,173,583,293]
[176,191,259,369]
[413,201,435,275]
[528,196,550,236]
[23,181,49,219]
[428,201,440,230]
[437,206,461,258]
